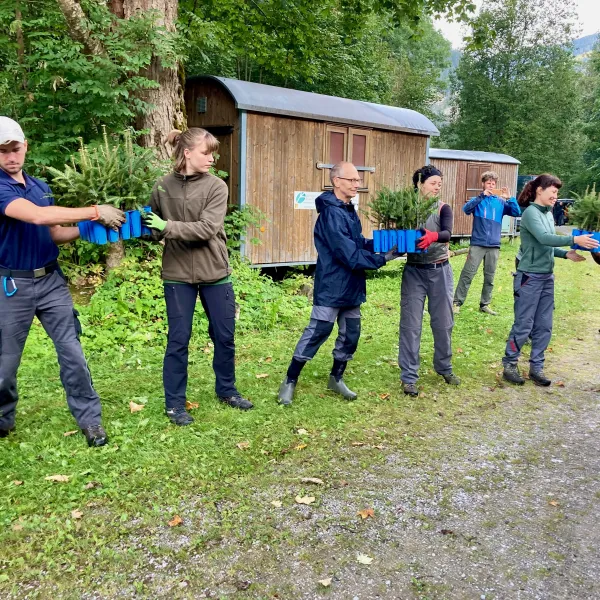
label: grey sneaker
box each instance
[441,373,461,385]
[529,369,551,387]
[327,376,357,401]
[503,364,525,385]
[402,382,419,397]
[278,379,296,405]
[480,305,498,315]
[452,303,461,314]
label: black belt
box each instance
[0,262,59,279]
[408,260,449,270]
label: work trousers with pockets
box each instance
[163,282,237,408]
[0,271,101,430]
[454,246,499,308]
[503,272,554,371]
[399,263,454,384]
[292,305,361,364]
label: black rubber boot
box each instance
[278,379,297,405]
[327,376,357,400]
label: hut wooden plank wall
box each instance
[185,76,439,266]
[429,149,520,237]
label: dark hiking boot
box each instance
[218,395,254,410]
[480,305,498,315]
[0,425,15,438]
[402,382,419,397]
[441,373,461,385]
[503,364,525,385]
[81,424,109,447]
[166,407,194,426]
[278,379,296,406]
[529,369,551,387]
[327,376,357,401]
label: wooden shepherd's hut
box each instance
[185,76,439,266]
[429,148,521,238]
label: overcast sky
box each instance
[435,0,600,48]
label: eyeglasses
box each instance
[335,177,362,184]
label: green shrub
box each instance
[569,185,600,231]
[367,186,439,230]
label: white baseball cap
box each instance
[0,117,25,145]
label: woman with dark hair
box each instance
[399,165,460,397]
[502,174,598,386]
[143,128,252,426]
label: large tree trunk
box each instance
[109,0,185,160]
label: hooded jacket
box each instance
[313,191,386,307]
[463,192,521,248]
[150,171,231,284]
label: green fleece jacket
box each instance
[517,203,573,274]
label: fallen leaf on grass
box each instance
[63,430,78,437]
[12,523,23,532]
[45,475,70,483]
[294,443,308,451]
[555,381,565,388]
[318,578,332,587]
[185,401,199,410]
[358,508,375,520]
[295,495,316,505]
[12,480,23,486]
[373,444,385,450]
[456,348,464,353]
[548,500,560,507]
[297,428,309,435]
[300,477,324,485]
[235,580,251,591]
[356,553,373,565]
[264,357,272,363]
[440,529,454,535]
[236,441,250,450]
[129,401,145,413]
[379,393,390,400]
[270,500,282,508]
[85,481,100,490]
[71,510,83,520]
[351,442,365,447]
[168,515,183,527]
[255,373,269,379]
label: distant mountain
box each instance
[573,33,598,56]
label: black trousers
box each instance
[163,282,237,408]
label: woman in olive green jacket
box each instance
[502,174,598,387]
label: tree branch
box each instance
[55,0,106,56]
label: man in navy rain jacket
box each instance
[453,171,521,315]
[277,162,399,405]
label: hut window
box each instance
[323,125,372,190]
[196,97,207,114]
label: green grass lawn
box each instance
[1,241,599,595]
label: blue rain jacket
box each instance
[313,191,385,307]
[463,193,521,248]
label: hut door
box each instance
[465,162,492,203]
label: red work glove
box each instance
[417,229,439,249]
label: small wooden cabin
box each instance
[429,148,521,237]
[185,76,439,266]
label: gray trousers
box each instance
[0,271,101,429]
[454,246,499,307]
[503,272,554,371]
[293,305,361,363]
[399,263,454,384]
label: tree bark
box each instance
[106,240,126,270]
[55,0,106,55]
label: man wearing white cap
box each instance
[0,117,124,447]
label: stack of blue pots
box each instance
[373,229,426,254]
[571,229,600,253]
[78,206,152,245]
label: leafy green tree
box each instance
[443,0,585,182]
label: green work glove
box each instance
[142,211,167,232]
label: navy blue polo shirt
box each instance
[0,168,59,270]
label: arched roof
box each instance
[188,76,439,137]
[429,148,520,165]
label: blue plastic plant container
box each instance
[381,229,389,253]
[121,211,131,240]
[91,222,108,245]
[107,228,120,243]
[388,229,397,250]
[405,229,417,253]
[397,229,406,253]
[140,205,152,237]
[127,210,142,238]
[78,221,90,242]
[373,230,382,253]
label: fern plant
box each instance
[368,186,439,230]
[47,129,169,210]
[569,185,600,231]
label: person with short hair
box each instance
[277,162,400,406]
[0,117,125,446]
[502,174,598,386]
[453,171,521,315]
[143,128,252,426]
[399,165,460,397]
